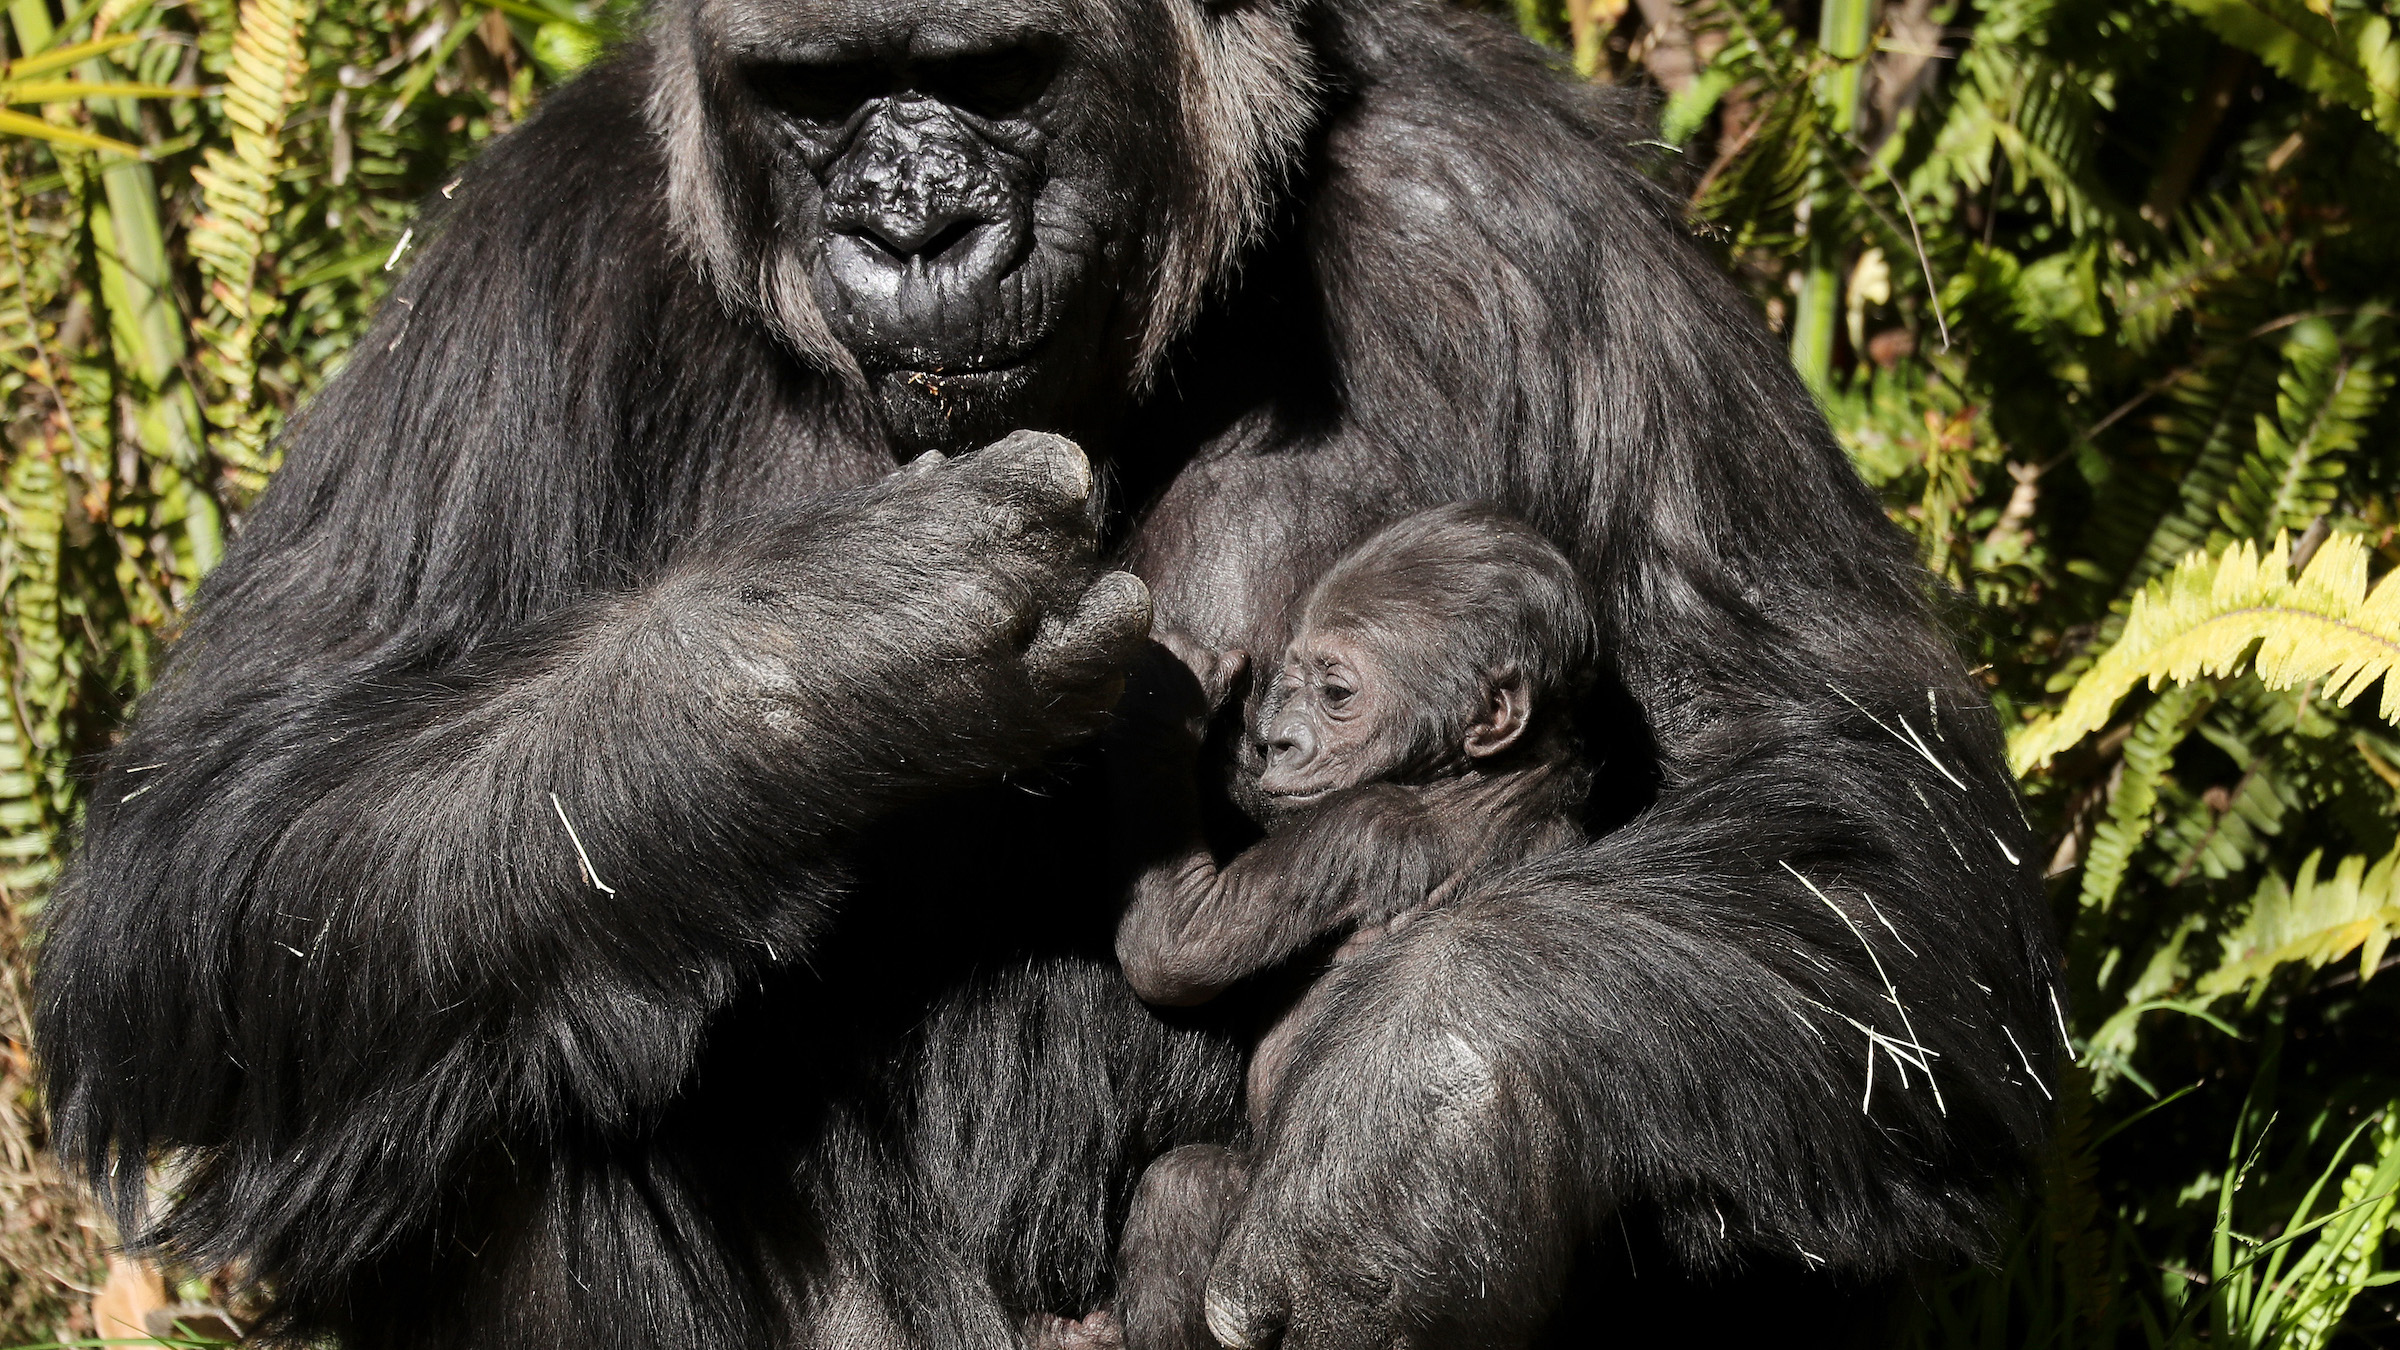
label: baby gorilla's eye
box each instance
[1320,682,1353,706]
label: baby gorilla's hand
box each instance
[1156,632,1249,715]
[1117,634,1247,748]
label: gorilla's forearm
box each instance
[36,440,1142,1286]
[36,589,788,1283]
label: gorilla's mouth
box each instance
[877,341,1041,378]
[830,281,1061,383]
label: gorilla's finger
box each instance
[1027,570,1151,682]
[963,429,1095,533]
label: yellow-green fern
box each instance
[2199,844,2400,999]
[2012,532,2400,775]
[189,0,314,493]
[0,445,69,894]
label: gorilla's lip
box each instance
[862,334,1047,377]
[1262,785,1334,806]
[883,355,1029,377]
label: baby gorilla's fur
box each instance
[1107,503,1600,1350]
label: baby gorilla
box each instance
[1105,502,1601,1350]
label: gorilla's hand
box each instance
[1199,922,1580,1350]
[675,429,1150,806]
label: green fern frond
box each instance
[2219,314,2391,542]
[189,0,315,493]
[2168,0,2400,143]
[0,444,70,889]
[2113,188,2285,354]
[2013,531,2400,774]
[2199,843,2400,997]
[1928,43,2122,236]
[2080,684,2214,910]
[1688,0,1806,87]
[2049,301,2285,697]
[1691,82,1816,238]
[2159,716,2295,884]
[2135,321,2286,585]
[2066,284,2284,620]
[2283,1107,2400,1350]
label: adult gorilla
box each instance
[37,0,2058,1342]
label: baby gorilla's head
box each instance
[1255,503,1599,804]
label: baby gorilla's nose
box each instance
[1263,717,1315,770]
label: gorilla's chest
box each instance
[820,756,1123,1020]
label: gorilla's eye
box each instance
[923,46,1054,120]
[748,60,892,125]
[1320,681,1354,707]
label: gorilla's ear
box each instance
[1464,668,1532,760]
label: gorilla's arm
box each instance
[1115,783,1452,1007]
[35,68,1144,1317]
[1165,4,2061,1343]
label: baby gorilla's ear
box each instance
[1463,667,1532,760]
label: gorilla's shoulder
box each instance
[425,48,672,249]
[1305,0,1681,266]
[1312,0,1657,162]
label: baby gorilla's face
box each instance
[1256,627,1421,803]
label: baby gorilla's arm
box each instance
[1111,635,1460,1006]
[1116,784,1457,1006]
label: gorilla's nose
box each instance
[825,98,1016,264]
[1264,718,1315,769]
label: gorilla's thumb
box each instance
[1202,1226,1290,1350]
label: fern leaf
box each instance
[1930,43,2122,236]
[2168,0,2400,142]
[2198,844,2400,997]
[1688,0,1806,87]
[2283,1106,2400,1350]
[0,444,70,889]
[2135,324,2285,586]
[2219,314,2390,542]
[2113,188,2284,354]
[2012,531,2400,774]
[188,0,314,492]
[2162,717,2295,884]
[2079,685,2213,911]
[2050,299,2287,697]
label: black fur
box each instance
[35,0,2058,1345]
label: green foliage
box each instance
[1602,0,2400,1343]
[2168,0,2400,142]
[2012,531,2400,773]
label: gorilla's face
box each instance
[658,0,1315,456]
[741,3,1146,451]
